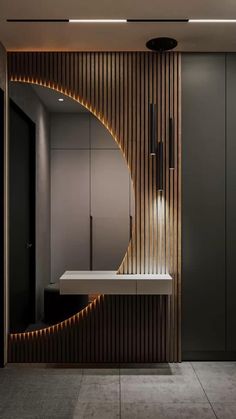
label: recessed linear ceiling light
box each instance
[189,19,236,22]
[69,19,127,23]
[7,19,69,22]
[128,19,188,22]
[58,98,64,102]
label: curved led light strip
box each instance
[8,78,135,340]
[10,77,135,265]
[10,294,101,339]
[7,53,181,363]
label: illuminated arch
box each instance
[9,78,134,339]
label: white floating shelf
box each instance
[59,271,172,295]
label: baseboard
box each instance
[183,351,236,361]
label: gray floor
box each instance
[0,362,236,418]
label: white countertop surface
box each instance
[59,271,172,295]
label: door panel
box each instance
[91,150,129,217]
[92,217,129,270]
[91,149,130,270]
[50,114,90,149]
[10,102,35,333]
[51,150,90,283]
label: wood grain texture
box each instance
[8,52,181,363]
[8,295,168,363]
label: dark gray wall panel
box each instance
[90,117,118,149]
[50,114,90,149]
[182,54,226,352]
[226,53,236,351]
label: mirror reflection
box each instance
[9,82,135,333]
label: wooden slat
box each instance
[7,51,181,363]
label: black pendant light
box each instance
[157,140,164,191]
[149,103,157,155]
[146,37,178,52]
[169,117,175,169]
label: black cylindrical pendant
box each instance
[149,103,157,155]
[157,141,164,191]
[169,117,175,169]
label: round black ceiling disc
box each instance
[146,37,178,52]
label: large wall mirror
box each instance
[9,81,135,333]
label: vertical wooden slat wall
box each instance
[8,52,181,363]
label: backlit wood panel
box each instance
[8,295,168,363]
[8,52,181,362]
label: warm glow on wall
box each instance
[8,51,181,363]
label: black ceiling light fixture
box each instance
[146,37,178,52]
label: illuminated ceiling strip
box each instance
[127,19,188,22]
[69,19,127,23]
[7,19,69,22]
[189,19,236,22]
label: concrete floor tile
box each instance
[2,363,236,419]
[192,362,236,402]
[82,368,119,384]
[120,363,196,384]
[0,396,77,419]
[212,403,236,419]
[120,362,194,379]
[121,402,215,419]
[120,363,207,404]
[0,367,81,419]
[73,401,120,419]
[120,381,207,404]
[192,362,236,377]
[78,383,120,403]
[83,368,119,376]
